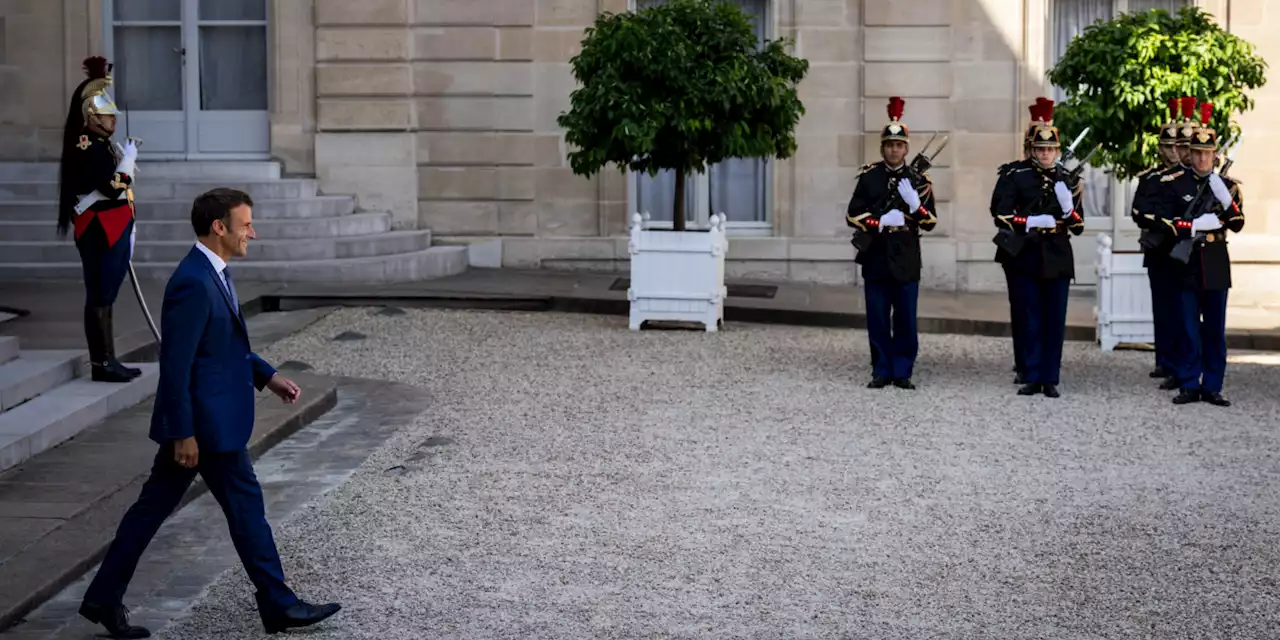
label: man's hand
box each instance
[266,374,301,404]
[1208,173,1232,208]
[174,436,199,469]
[1054,181,1074,217]
[879,209,906,227]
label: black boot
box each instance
[1041,384,1060,398]
[867,375,891,389]
[1017,383,1042,396]
[1173,389,1201,405]
[95,306,141,379]
[85,306,135,383]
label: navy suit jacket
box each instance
[149,246,276,452]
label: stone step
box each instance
[0,162,282,182]
[0,212,392,241]
[0,179,320,201]
[0,246,469,284]
[0,336,18,365]
[0,363,158,473]
[0,350,84,412]
[0,197,356,221]
[0,230,433,263]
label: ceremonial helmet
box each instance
[1175,96,1198,146]
[880,96,909,144]
[1189,102,1219,151]
[78,56,119,121]
[1158,98,1180,145]
[1025,97,1052,145]
[1029,98,1061,148]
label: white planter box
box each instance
[1095,233,1154,350]
[627,212,728,332]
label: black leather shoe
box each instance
[1042,384,1060,398]
[79,601,150,638]
[1202,392,1231,407]
[867,376,891,389]
[1149,366,1172,378]
[892,378,915,390]
[1158,377,1180,391]
[1017,383,1042,396]
[259,599,342,635]
[91,362,136,383]
[1173,389,1201,405]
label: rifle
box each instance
[993,141,1099,256]
[1168,133,1240,264]
[851,134,949,253]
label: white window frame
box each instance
[623,0,774,236]
[1046,0,1199,234]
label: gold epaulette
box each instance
[1160,170,1184,182]
[856,162,876,177]
[1135,166,1155,179]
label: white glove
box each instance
[1191,212,1222,233]
[879,209,905,227]
[1054,181,1074,217]
[1026,214,1057,230]
[116,140,138,177]
[1208,173,1232,209]
[896,179,921,211]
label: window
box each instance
[628,0,771,232]
[1049,0,1190,219]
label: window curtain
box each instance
[1052,0,1113,218]
[1128,0,1188,13]
[633,0,769,224]
[198,0,268,111]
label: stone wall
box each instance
[0,0,100,161]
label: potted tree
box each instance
[556,0,808,332]
[1045,6,1266,348]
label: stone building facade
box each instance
[1,0,1277,300]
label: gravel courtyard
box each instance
[162,308,1280,639]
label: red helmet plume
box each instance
[82,56,111,80]
[887,96,904,122]
[1180,96,1197,120]
[1167,98,1180,122]
[1199,101,1214,125]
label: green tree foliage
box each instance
[556,0,808,230]
[1047,6,1267,181]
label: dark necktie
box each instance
[223,266,240,313]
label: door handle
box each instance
[173,47,186,55]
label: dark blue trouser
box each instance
[1010,274,1070,385]
[1174,287,1229,394]
[1147,266,1180,373]
[1004,263,1027,377]
[84,445,298,611]
[865,280,919,380]
[76,218,134,307]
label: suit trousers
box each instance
[865,279,919,380]
[83,444,298,611]
[1147,265,1181,373]
[1175,287,1229,394]
[1010,274,1070,385]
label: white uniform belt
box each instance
[74,190,127,216]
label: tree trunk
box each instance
[672,170,686,231]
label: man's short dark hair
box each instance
[191,188,253,237]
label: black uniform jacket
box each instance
[1130,162,1183,269]
[845,161,938,284]
[991,159,1085,280]
[1152,168,1244,291]
[67,133,135,247]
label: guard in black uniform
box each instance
[993,97,1052,385]
[846,97,938,389]
[992,103,1084,398]
[1130,97,1188,388]
[1154,102,1243,407]
[55,58,141,383]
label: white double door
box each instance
[103,0,269,159]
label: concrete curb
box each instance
[0,377,338,633]
[261,291,1102,343]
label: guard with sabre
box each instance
[846,97,940,390]
[1155,101,1244,407]
[1131,97,1193,389]
[992,99,1088,398]
[55,56,143,383]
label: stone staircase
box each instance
[0,334,157,473]
[0,161,469,284]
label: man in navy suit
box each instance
[78,188,340,638]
